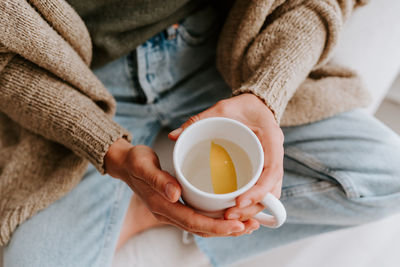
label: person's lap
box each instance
[5,53,400,266]
[3,37,233,266]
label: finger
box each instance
[158,200,245,235]
[243,218,261,235]
[271,180,283,199]
[168,127,183,140]
[164,205,259,237]
[156,215,239,238]
[236,138,284,208]
[168,108,215,140]
[151,214,215,238]
[236,170,281,209]
[225,203,265,221]
[132,177,246,236]
[158,204,245,236]
[190,218,259,237]
[192,218,259,237]
[229,218,260,237]
[136,169,181,203]
[130,147,181,202]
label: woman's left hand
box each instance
[168,93,284,232]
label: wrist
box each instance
[243,93,275,116]
[104,138,133,178]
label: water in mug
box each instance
[182,139,253,194]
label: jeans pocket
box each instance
[284,147,360,199]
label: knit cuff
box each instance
[232,85,288,124]
[72,114,132,174]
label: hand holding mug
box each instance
[169,93,286,229]
[104,139,250,237]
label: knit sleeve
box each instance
[0,0,133,174]
[0,54,132,174]
[217,0,363,123]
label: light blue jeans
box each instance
[4,6,400,267]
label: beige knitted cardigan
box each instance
[0,0,369,245]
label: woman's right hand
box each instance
[104,138,257,237]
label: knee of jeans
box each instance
[328,134,400,223]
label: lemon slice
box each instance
[210,141,238,194]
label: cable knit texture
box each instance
[0,0,369,245]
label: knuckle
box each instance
[255,203,265,213]
[252,126,262,137]
[183,217,197,231]
[188,115,200,125]
[146,172,159,189]
[239,215,249,221]
[210,225,221,234]
[215,100,230,113]
[132,156,147,173]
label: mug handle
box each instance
[253,193,287,228]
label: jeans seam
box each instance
[284,147,360,199]
[136,45,158,103]
[125,52,136,90]
[280,180,339,201]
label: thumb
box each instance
[130,148,182,202]
[140,166,182,203]
[153,169,182,203]
[168,110,212,141]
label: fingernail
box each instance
[165,183,177,201]
[232,223,245,233]
[239,199,252,208]
[169,128,182,136]
[227,213,240,220]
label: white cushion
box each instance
[332,0,400,112]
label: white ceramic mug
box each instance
[173,117,287,228]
